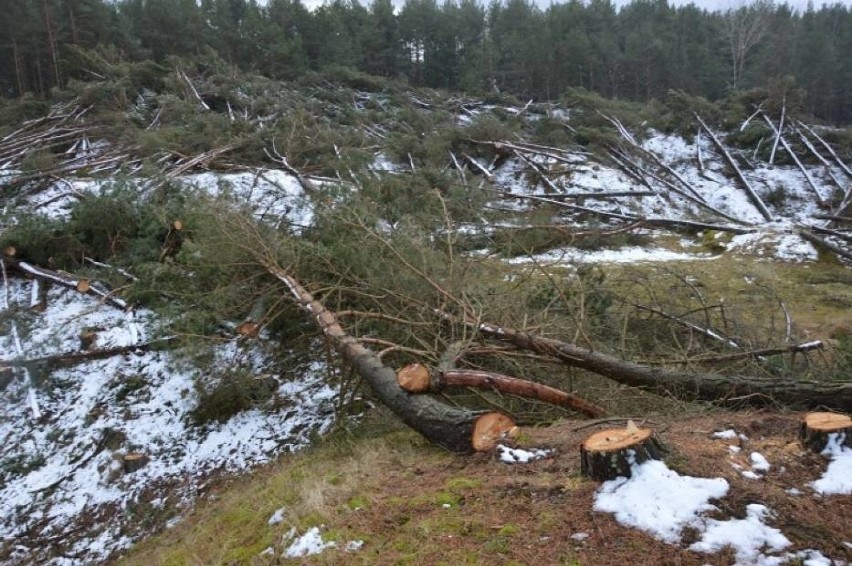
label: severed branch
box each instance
[0,337,177,370]
[397,363,605,418]
[642,340,823,365]
[4,256,129,310]
[797,228,852,262]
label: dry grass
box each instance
[119,408,852,566]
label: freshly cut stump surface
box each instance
[580,424,666,481]
[799,412,851,453]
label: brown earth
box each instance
[122,410,852,565]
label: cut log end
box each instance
[580,424,666,481]
[472,412,516,452]
[123,452,149,474]
[397,363,431,393]
[172,220,184,231]
[76,279,90,294]
[3,246,15,258]
[236,320,260,338]
[800,412,852,453]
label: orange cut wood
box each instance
[580,423,666,481]
[471,412,516,452]
[800,412,852,453]
[75,279,90,293]
[397,363,431,393]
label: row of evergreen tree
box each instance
[1,0,850,123]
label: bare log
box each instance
[768,102,785,166]
[797,121,852,179]
[4,257,128,310]
[799,412,851,453]
[695,113,773,221]
[0,337,177,370]
[760,114,824,205]
[396,364,604,418]
[501,192,754,234]
[580,421,666,481]
[797,228,852,262]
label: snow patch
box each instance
[690,504,789,564]
[283,527,336,558]
[593,455,729,544]
[810,433,852,495]
[496,444,554,464]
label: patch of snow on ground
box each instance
[504,246,709,266]
[595,455,845,564]
[268,507,286,525]
[750,452,770,472]
[712,429,738,439]
[690,504,790,564]
[283,527,336,558]
[496,444,553,464]
[593,455,729,543]
[810,433,852,495]
[0,280,337,564]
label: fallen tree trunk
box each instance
[264,262,515,452]
[396,363,605,418]
[695,113,774,222]
[3,256,129,310]
[444,313,852,411]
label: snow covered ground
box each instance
[0,168,340,564]
[591,431,850,566]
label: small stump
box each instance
[76,279,90,294]
[123,452,149,474]
[800,412,851,453]
[580,422,666,481]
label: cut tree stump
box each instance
[75,279,90,293]
[799,412,852,453]
[580,421,666,481]
[123,453,149,474]
[472,412,518,451]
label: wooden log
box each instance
[123,453,149,474]
[472,412,517,451]
[580,422,666,481]
[3,246,15,258]
[397,363,431,393]
[440,311,852,411]
[441,369,605,418]
[75,279,90,293]
[397,363,605,418]
[799,412,852,453]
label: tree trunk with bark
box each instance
[265,263,515,452]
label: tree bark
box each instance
[580,423,666,481]
[396,363,605,418]
[799,412,851,453]
[265,263,513,452]
[448,314,852,412]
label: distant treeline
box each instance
[1,0,850,123]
